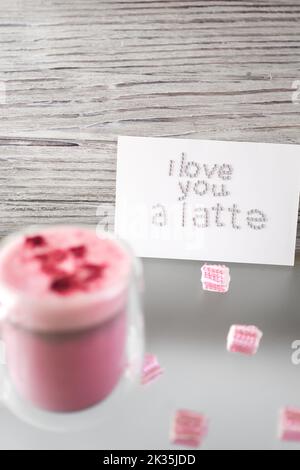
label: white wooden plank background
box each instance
[0,0,299,246]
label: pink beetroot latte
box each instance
[0,226,132,412]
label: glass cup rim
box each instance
[0,224,139,333]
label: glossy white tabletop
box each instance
[1,257,300,450]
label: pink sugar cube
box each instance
[279,407,300,442]
[141,353,164,385]
[201,264,230,293]
[201,264,229,284]
[227,325,263,355]
[170,409,208,448]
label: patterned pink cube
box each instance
[202,281,228,293]
[278,408,300,442]
[141,353,164,385]
[170,409,208,448]
[201,264,230,293]
[227,325,263,355]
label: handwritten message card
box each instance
[115,137,300,266]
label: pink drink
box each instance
[0,227,131,412]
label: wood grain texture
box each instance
[0,0,299,246]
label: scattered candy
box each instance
[36,249,67,265]
[278,407,300,442]
[227,325,263,355]
[36,249,68,276]
[25,235,47,248]
[170,409,208,448]
[141,354,164,385]
[69,245,87,258]
[25,234,107,296]
[75,263,106,283]
[21,234,282,447]
[49,263,106,295]
[201,264,230,293]
[50,275,76,294]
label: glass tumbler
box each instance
[0,226,144,424]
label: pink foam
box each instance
[170,409,208,448]
[0,227,131,332]
[0,227,129,296]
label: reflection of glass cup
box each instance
[0,226,144,414]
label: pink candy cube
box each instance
[141,353,164,385]
[278,407,300,442]
[202,281,228,293]
[227,325,263,355]
[201,264,230,293]
[170,409,208,448]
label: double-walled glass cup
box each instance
[0,226,144,429]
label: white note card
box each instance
[115,136,300,266]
